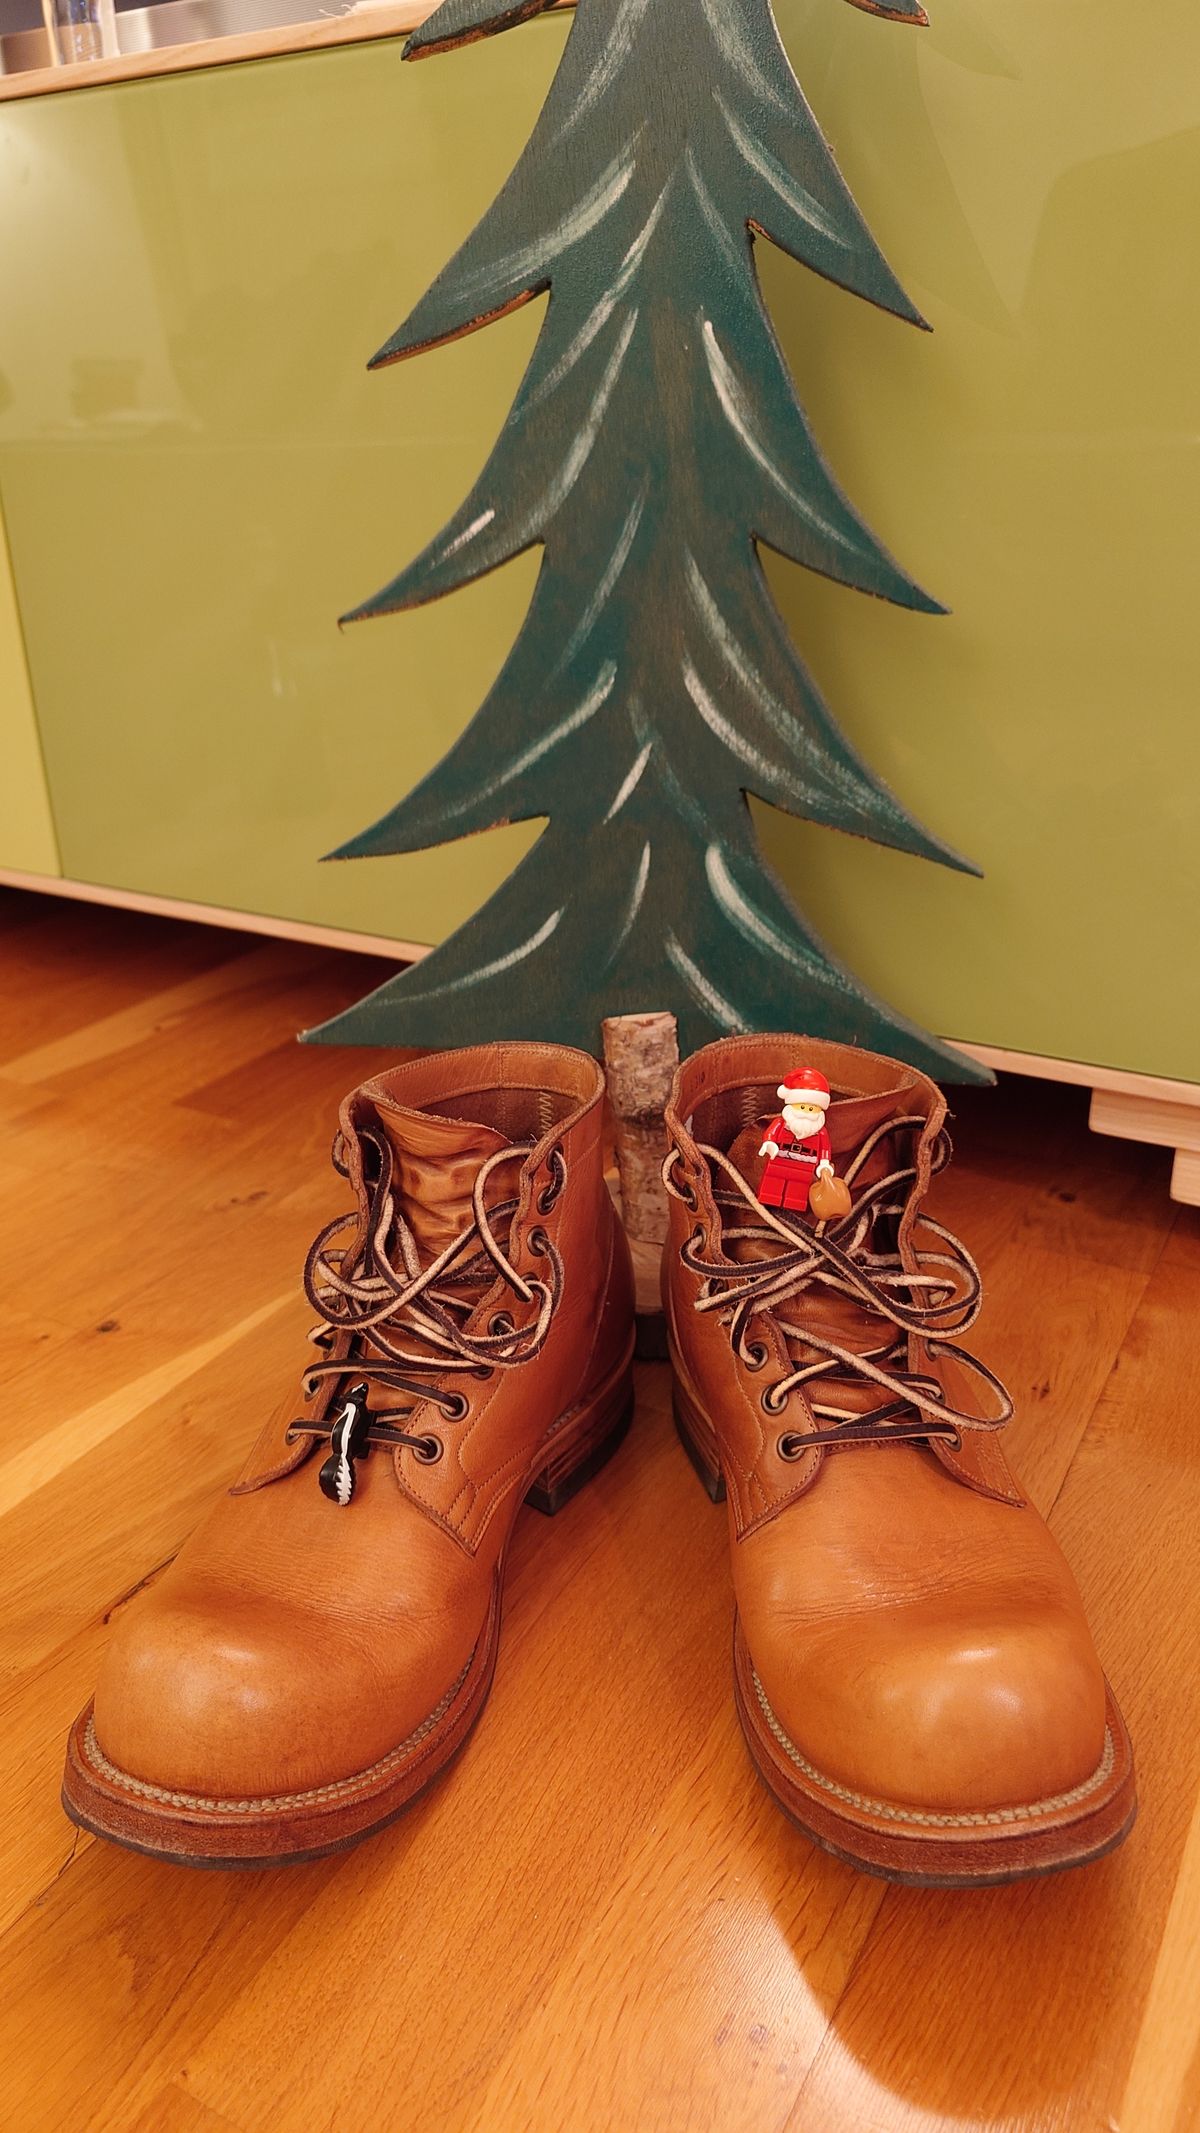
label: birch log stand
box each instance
[601,1010,678,1356]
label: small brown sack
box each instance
[809,1171,851,1223]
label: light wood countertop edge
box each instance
[0,2,440,103]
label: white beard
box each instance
[781,1105,824,1141]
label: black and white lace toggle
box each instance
[301,1381,444,1507]
[318,1383,370,1506]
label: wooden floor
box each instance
[1,888,1198,2133]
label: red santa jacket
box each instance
[761,1118,832,1164]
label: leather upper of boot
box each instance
[92,1043,633,1800]
[663,1034,1108,1815]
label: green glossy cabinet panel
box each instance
[0,3,1197,1078]
[0,34,554,942]
[0,507,58,877]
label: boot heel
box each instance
[672,1380,726,1504]
[525,1366,634,1517]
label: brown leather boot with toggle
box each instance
[662,1035,1135,1886]
[64,1043,635,1867]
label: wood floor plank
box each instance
[128,2089,241,2133]
[0,1073,55,1132]
[0,974,356,1180]
[0,904,251,1066]
[0,1314,316,1934]
[0,944,303,1087]
[0,1295,291,1518]
[1121,1774,1200,2133]
[937,1078,1174,1278]
[0,1639,100,1940]
[459,1711,887,2133]
[0,1303,309,1682]
[0,1829,334,2133]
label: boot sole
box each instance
[672,1374,1138,1886]
[61,1367,634,1870]
[733,1619,1137,1886]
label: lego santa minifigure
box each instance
[757,1066,836,1216]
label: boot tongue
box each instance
[369,1096,518,1265]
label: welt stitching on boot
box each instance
[662,1033,1135,1887]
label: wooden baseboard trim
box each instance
[948,1038,1200,1113]
[0,866,427,964]
[4,866,1197,1202]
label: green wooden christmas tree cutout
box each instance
[305,0,987,1083]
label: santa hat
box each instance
[777,1066,831,1109]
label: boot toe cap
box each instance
[91,1594,465,1802]
[755,1608,1108,1816]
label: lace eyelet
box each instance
[536,1148,566,1215]
[472,1363,495,1381]
[761,1384,788,1417]
[439,1391,470,1422]
[529,1227,550,1258]
[490,1311,514,1337]
[413,1435,443,1464]
[743,1342,767,1373]
[676,1173,698,1212]
[777,1434,802,1462]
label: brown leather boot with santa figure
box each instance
[661,1034,1136,1885]
[758,1067,850,1224]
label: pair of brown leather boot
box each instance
[63,1037,1134,1884]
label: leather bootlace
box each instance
[663,1116,1012,1457]
[287,1128,565,1484]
